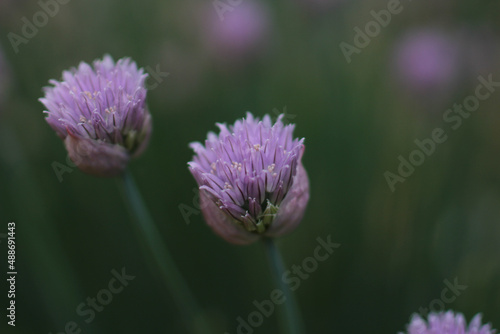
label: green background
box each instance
[0,0,499,333]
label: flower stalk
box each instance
[263,237,305,334]
[120,169,211,334]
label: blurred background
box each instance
[1,0,500,333]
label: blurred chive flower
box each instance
[203,1,271,65]
[400,311,497,334]
[189,113,309,245]
[40,55,152,177]
[393,28,460,94]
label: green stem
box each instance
[120,169,210,334]
[263,238,305,334]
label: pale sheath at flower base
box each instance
[40,55,152,177]
[400,311,497,334]
[189,113,309,245]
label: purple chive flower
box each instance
[188,113,309,245]
[400,311,497,334]
[40,55,152,177]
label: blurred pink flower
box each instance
[393,28,461,94]
[202,1,271,66]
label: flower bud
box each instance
[189,113,309,245]
[40,55,152,177]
